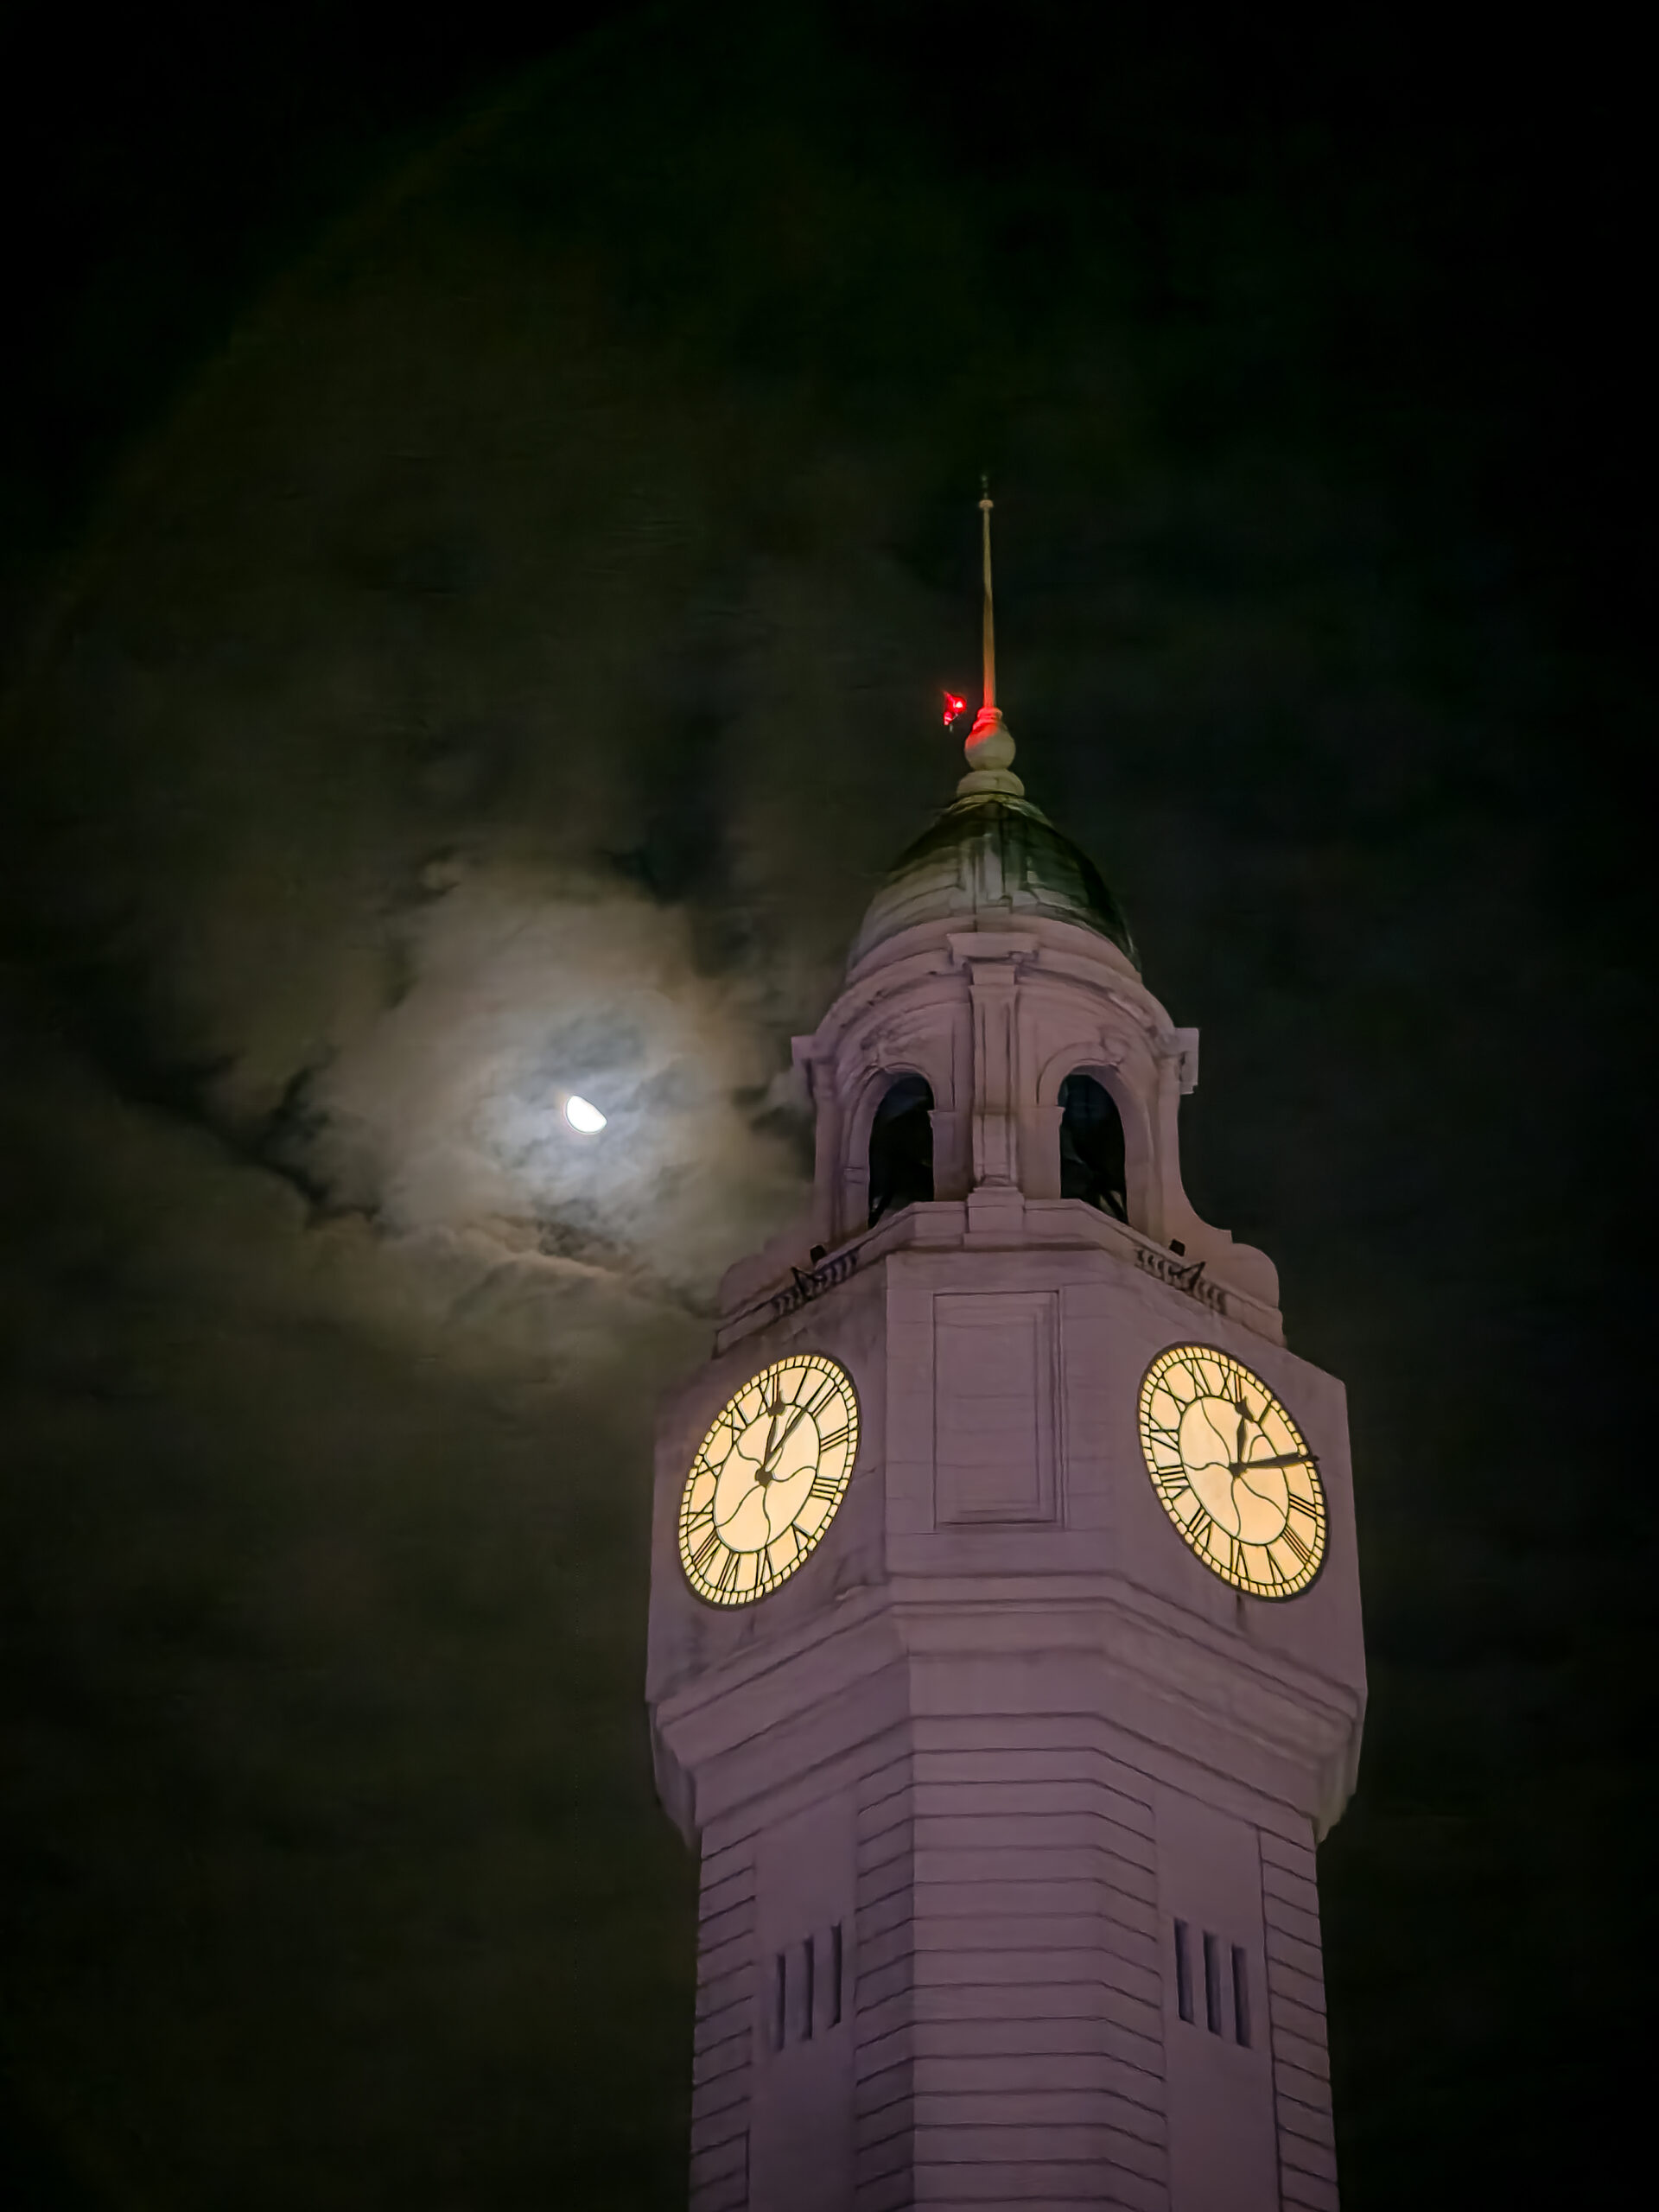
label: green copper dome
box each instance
[849,786,1139,971]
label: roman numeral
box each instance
[766,1530,799,1577]
[808,1471,841,1502]
[817,1425,849,1456]
[690,1529,721,1574]
[714,1548,741,1596]
[1281,1522,1313,1566]
[1189,1506,1214,1548]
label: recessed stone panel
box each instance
[932,1289,1059,1524]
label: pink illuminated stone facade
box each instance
[647,709,1365,2209]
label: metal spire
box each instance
[958,477,1022,796]
[980,474,996,710]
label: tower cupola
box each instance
[712,487,1279,1321]
[851,483,1138,972]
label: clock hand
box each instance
[761,1395,818,1478]
[754,1386,785,1484]
[1229,1450,1320,1474]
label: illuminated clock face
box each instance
[1139,1345,1326,1599]
[678,1355,860,1606]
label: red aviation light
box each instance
[942,691,968,728]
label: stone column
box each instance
[949,931,1037,1192]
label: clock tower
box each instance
[645,497,1365,2211]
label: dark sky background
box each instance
[1,3,1650,2205]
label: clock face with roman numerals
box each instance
[1139,1345,1326,1599]
[678,1355,860,1606]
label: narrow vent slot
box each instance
[1173,1919,1194,2024]
[1203,1931,1223,2035]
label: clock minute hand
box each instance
[753,1389,784,1484]
[761,1400,813,1478]
[1230,1449,1320,1474]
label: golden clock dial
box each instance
[678,1354,860,1606]
[1139,1345,1326,1599]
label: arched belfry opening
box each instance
[868,1075,934,1227]
[1058,1071,1128,1221]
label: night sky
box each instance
[2,4,1650,2205]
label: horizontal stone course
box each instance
[912,1844,1156,1897]
[906,1874,1102,1917]
[691,2029,751,2087]
[907,1777,1156,1831]
[1280,2127,1341,2183]
[855,2069,913,2127]
[689,2069,747,2124]
[698,1865,755,1919]
[696,1930,754,1982]
[695,1961,751,2018]
[688,2102,749,2157]
[855,2118,914,2173]
[912,1808,1154,1859]
[909,2088,1164,2141]
[907,2158,1153,2201]
[857,1780,913,1840]
[912,1910,1147,1955]
[855,1989,915,2044]
[689,2172,747,2212]
[858,1855,916,1913]
[1265,1925,1325,1987]
[895,1947,1162,2000]
[1281,2169,1340,2212]
[1262,1892,1323,1949]
[906,2052,1130,2095]
[1261,1860,1321,1918]
[858,2018,1164,2088]
[1269,1992,1330,2047]
[910,1745,1155,1815]
[1275,2093,1337,2149]
[1271,2024,1332,2081]
[689,2132,747,2185]
[852,2171,910,2212]
[1273,2057,1335,2114]
[861,1817,916,1873]
[696,1899,753,1954]
[697,1836,753,1891]
[912,2121,1166,2175]
[1258,1827,1318,1874]
[693,1999,751,2056]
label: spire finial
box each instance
[958,476,1022,797]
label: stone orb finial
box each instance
[958,704,1024,797]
